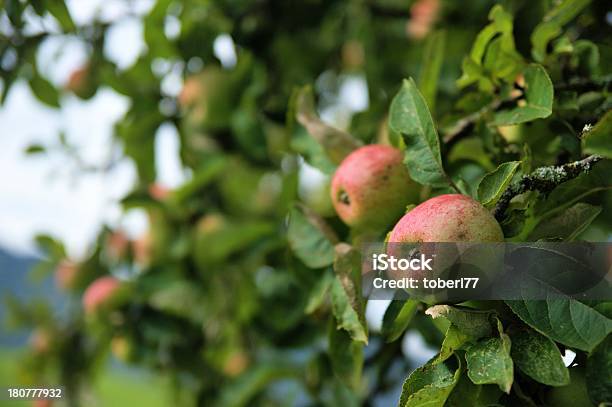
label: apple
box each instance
[54,260,79,291]
[82,276,122,315]
[330,145,419,231]
[389,194,504,243]
[132,232,152,268]
[148,183,171,201]
[105,230,130,263]
[387,194,504,301]
[65,64,96,99]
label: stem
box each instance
[493,155,603,221]
[441,96,507,147]
[447,176,462,194]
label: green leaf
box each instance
[527,202,601,241]
[446,373,502,407]
[457,5,521,89]
[328,319,363,389]
[437,325,470,363]
[531,0,591,62]
[381,298,419,342]
[399,356,461,407]
[287,205,337,269]
[583,110,612,158]
[586,335,612,404]
[482,36,523,83]
[425,305,494,341]
[217,363,296,407]
[195,219,275,267]
[294,86,362,164]
[465,336,513,393]
[331,244,367,343]
[505,299,612,352]
[456,57,492,91]
[25,144,46,154]
[572,39,600,76]
[143,0,175,59]
[34,234,66,260]
[545,368,592,407]
[46,0,76,32]
[510,328,570,386]
[148,281,206,324]
[29,73,60,108]
[493,64,553,126]
[477,161,520,207]
[469,5,513,64]
[171,155,227,203]
[305,272,334,314]
[418,30,446,114]
[389,78,449,187]
[290,128,337,175]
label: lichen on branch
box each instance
[493,155,603,221]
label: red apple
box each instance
[82,276,122,315]
[330,145,419,231]
[389,194,504,243]
[54,260,79,291]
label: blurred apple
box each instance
[148,183,171,201]
[65,64,96,99]
[132,232,152,268]
[105,230,130,263]
[223,351,249,377]
[406,0,440,40]
[82,276,122,315]
[54,260,79,291]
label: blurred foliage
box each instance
[1,0,612,406]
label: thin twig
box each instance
[493,155,603,221]
[442,97,508,147]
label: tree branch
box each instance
[554,75,612,92]
[442,98,502,145]
[493,155,603,221]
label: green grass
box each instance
[0,348,171,407]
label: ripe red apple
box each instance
[387,194,504,301]
[389,194,504,242]
[330,145,419,231]
[82,276,122,315]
